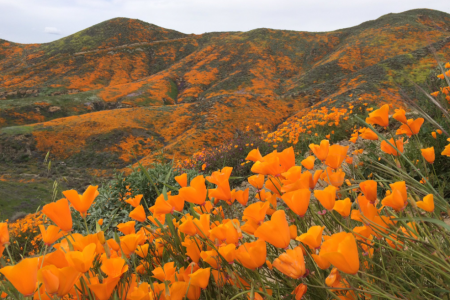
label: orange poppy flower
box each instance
[62,185,98,218]
[120,234,141,256]
[127,282,152,300]
[365,104,389,127]
[168,194,185,212]
[277,147,296,172]
[248,174,265,190]
[301,156,315,170]
[170,282,201,300]
[393,108,408,124]
[319,232,359,274]
[430,91,440,97]
[101,257,128,278]
[311,254,331,270]
[210,219,242,245]
[254,210,290,249]
[117,221,136,235]
[380,138,404,156]
[125,195,143,207]
[0,257,39,296]
[311,170,323,189]
[349,131,358,143]
[39,225,64,246]
[322,168,346,187]
[296,226,324,250]
[314,186,337,211]
[291,283,307,300]
[241,219,260,235]
[0,223,9,246]
[382,181,407,211]
[200,250,220,269]
[182,237,202,263]
[266,260,273,270]
[152,262,176,283]
[129,205,147,222]
[98,219,104,226]
[325,268,346,288]
[88,277,121,300]
[179,216,198,236]
[396,118,424,136]
[151,194,174,215]
[243,201,270,224]
[401,222,418,239]
[65,243,97,273]
[246,148,264,162]
[281,189,310,217]
[235,239,266,270]
[325,145,349,169]
[359,180,377,203]
[207,167,234,203]
[135,244,149,259]
[251,159,283,176]
[188,267,211,289]
[333,198,352,217]
[432,132,437,139]
[273,246,305,279]
[309,140,329,161]
[421,147,435,164]
[179,175,207,205]
[281,166,302,184]
[37,265,80,297]
[233,189,249,206]
[39,249,69,269]
[192,214,210,238]
[360,127,378,140]
[442,143,450,156]
[416,194,434,212]
[42,198,73,232]
[289,225,298,239]
[175,173,188,187]
[218,244,236,263]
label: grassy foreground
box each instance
[0,63,449,299]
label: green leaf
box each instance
[395,217,450,231]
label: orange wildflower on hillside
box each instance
[63,185,99,218]
[42,199,73,232]
[0,257,39,296]
[319,232,360,274]
[366,104,389,127]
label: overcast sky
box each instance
[1,0,449,44]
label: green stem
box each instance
[40,245,48,269]
[83,217,90,234]
[5,245,15,265]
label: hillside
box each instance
[1,9,450,216]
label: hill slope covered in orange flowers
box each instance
[1,9,450,215]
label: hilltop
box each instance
[1,9,450,216]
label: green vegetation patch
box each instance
[1,126,33,135]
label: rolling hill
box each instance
[1,9,450,216]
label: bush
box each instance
[74,162,201,235]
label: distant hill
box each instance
[0,8,450,172]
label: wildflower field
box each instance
[0,60,450,300]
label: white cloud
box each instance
[44,26,61,35]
